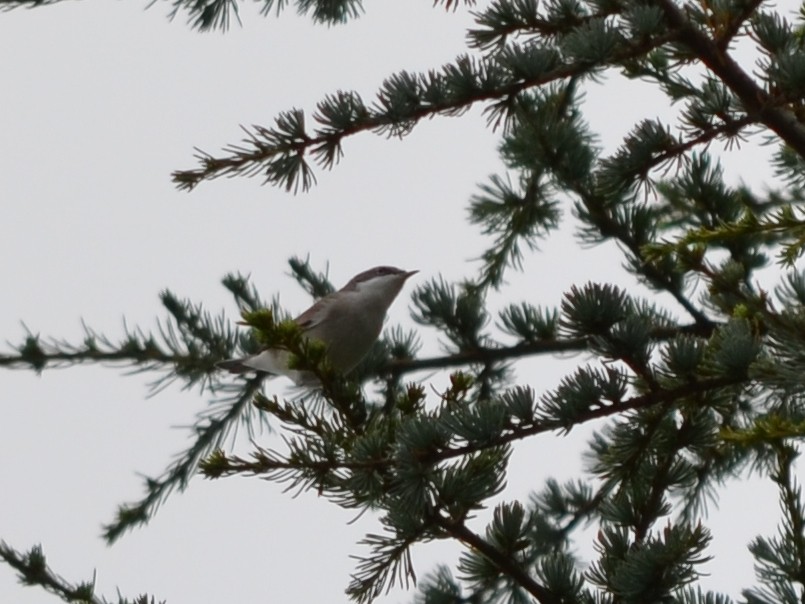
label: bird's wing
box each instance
[293,296,334,332]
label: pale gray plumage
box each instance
[217,266,417,383]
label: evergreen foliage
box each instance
[3,0,805,603]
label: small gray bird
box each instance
[217,266,418,383]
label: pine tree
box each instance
[3,0,805,603]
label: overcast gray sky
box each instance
[0,1,797,603]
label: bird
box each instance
[217,266,418,384]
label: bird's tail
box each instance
[216,358,254,374]
[216,350,288,379]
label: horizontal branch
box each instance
[0,321,713,377]
[386,321,715,376]
[0,346,189,371]
[171,32,679,191]
[386,337,588,374]
[434,374,744,461]
[206,374,744,479]
[0,0,67,8]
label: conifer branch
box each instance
[203,374,744,482]
[0,0,65,7]
[346,529,419,603]
[713,0,765,49]
[171,32,679,192]
[656,0,805,159]
[385,321,714,376]
[0,542,104,604]
[0,341,192,371]
[102,375,264,543]
[0,541,162,604]
[742,440,805,601]
[431,513,561,604]
[771,444,805,586]
[5,1,805,602]
[0,322,711,378]
[430,375,745,462]
[644,205,805,268]
[631,423,688,544]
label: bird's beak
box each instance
[404,270,419,280]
